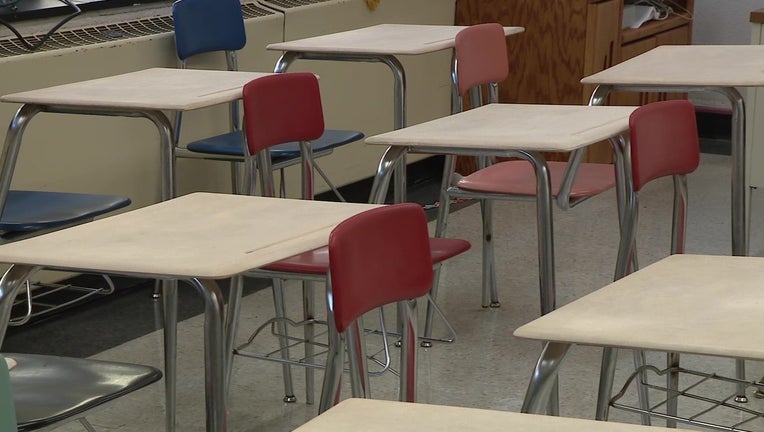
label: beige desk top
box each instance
[267,24,525,55]
[514,254,764,361]
[0,193,379,279]
[365,104,635,152]
[0,68,273,111]
[299,399,695,432]
[582,45,764,87]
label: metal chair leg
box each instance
[595,347,619,421]
[480,198,499,308]
[319,314,344,414]
[666,352,680,427]
[272,279,296,403]
[633,350,652,425]
[302,281,316,405]
[224,275,244,393]
[346,317,371,399]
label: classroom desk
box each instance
[517,254,764,427]
[267,24,524,130]
[0,67,273,207]
[581,45,764,258]
[296,398,696,432]
[365,103,636,317]
[0,192,379,432]
[267,24,524,202]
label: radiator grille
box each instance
[259,0,332,7]
[0,2,275,58]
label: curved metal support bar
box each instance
[0,104,43,216]
[376,55,406,130]
[588,85,613,107]
[369,146,407,204]
[0,264,41,346]
[139,109,176,201]
[273,51,302,74]
[521,342,571,414]
[556,147,587,210]
[187,277,227,432]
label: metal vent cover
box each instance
[0,2,274,58]
[259,0,333,8]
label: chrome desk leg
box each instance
[713,87,749,402]
[188,278,227,432]
[141,110,175,201]
[162,280,178,432]
[521,342,570,414]
[518,150,555,316]
[713,86,749,257]
[424,155,457,344]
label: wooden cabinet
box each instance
[747,8,764,189]
[454,0,694,167]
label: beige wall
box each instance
[0,0,456,282]
[0,0,455,206]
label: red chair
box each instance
[609,100,749,426]
[320,203,433,411]
[431,23,616,325]
[224,73,470,408]
[614,99,700,280]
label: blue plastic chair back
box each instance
[0,355,17,432]
[172,0,246,60]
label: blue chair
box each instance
[0,191,156,432]
[171,0,363,198]
[0,190,130,324]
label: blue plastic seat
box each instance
[171,0,362,198]
[0,191,129,236]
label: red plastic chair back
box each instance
[629,100,700,192]
[328,203,433,333]
[454,23,509,97]
[242,73,325,155]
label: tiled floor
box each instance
[7,153,764,432]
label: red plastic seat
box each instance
[320,203,434,409]
[432,23,616,319]
[225,73,471,411]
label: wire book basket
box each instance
[610,364,764,432]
